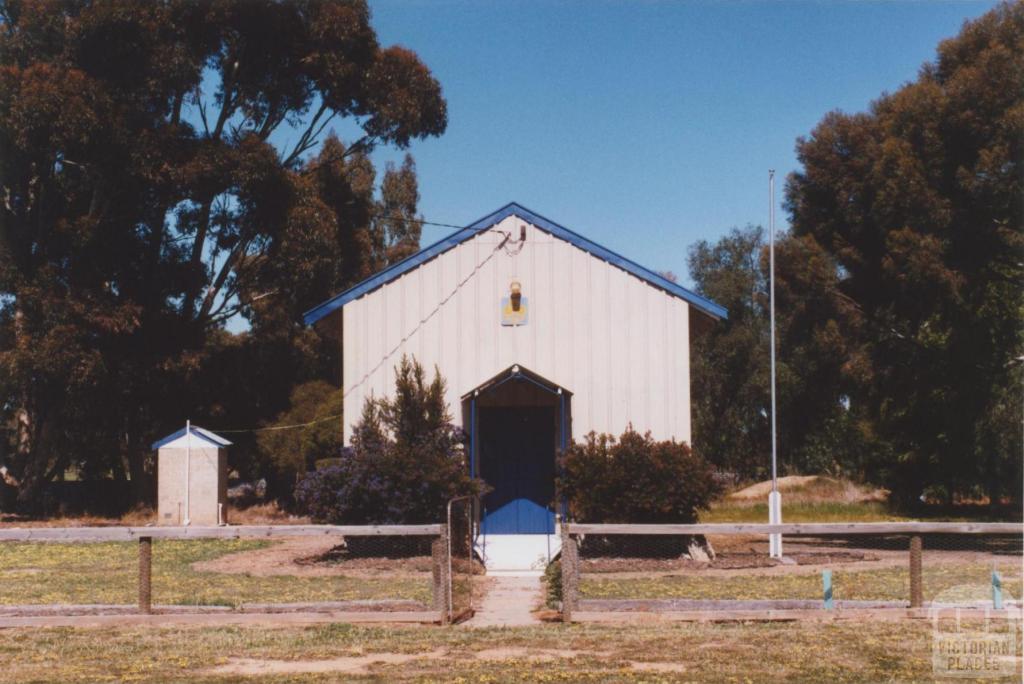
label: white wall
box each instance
[340,215,692,444]
[157,446,226,526]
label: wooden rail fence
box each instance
[560,521,1024,622]
[0,524,449,622]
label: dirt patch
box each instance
[582,549,880,574]
[730,475,820,500]
[209,647,690,675]
[190,536,431,578]
[0,567,43,576]
[789,551,874,566]
[630,661,688,673]
[474,647,589,662]
[299,543,435,573]
[210,651,667,675]
[727,475,887,503]
[209,649,447,676]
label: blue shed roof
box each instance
[303,202,728,325]
[151,425,233,451]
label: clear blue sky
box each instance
[330,0,996,287]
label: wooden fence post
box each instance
[138,536,152,614]
[560,524,579,622]
[909,535,923,608]
[431,524,450,623]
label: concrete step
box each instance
[476,534,561,571]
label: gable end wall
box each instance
[340,216,691,444]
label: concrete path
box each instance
[464,573,544,627]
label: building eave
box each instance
[303,202,728,325]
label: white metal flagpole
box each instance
[768,170,782,558]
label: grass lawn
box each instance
[0,540,432,607]
[0,620,1019,683]
[581,560,1024,602]
[703,500,907,523]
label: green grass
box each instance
[704,500,907,523]
[0,540,432,607]
[581,561,1024,602]
[2,620,1019,683]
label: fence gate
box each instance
[447,496,479,622]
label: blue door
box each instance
[479,407,556,534]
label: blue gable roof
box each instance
[303,202,728,325]
[151,425,232,451]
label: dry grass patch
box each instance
[705,499,903,523]
[1,621,1017,683]
[580,559,1023,603]
[0,539,432,607]
[0,501,308,527]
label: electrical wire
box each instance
[212,230,511,435]
[160,212,464,247]
[216,413,344,434]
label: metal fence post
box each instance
[560,524,579,622]
[909,535,923,608]
[992,570,1003,610]
[432,524,450,623]
[138,536,152,614]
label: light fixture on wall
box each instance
[509,281,522,311]
[501,280,528,326]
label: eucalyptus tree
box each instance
[785,2,1023,504]
[0,0,446,506]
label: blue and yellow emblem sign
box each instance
[501,281,528,326]
[501,296,528,326]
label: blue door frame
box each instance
[468,368,568,535]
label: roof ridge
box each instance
[303,202,727,324]
[151,425,233,451]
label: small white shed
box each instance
[152,425,231,526]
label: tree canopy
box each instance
[786,2,1022,504]
[0,0,446,509]
[691,3,1022,505]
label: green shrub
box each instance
[558,428,721,523]
[294,357,482,526]
[257,380,344,485]
[544,559,562,609]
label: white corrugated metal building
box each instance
[305,203,726,549]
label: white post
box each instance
[768,489,782,556]
[183,419,191,526]
[768,170,782,558]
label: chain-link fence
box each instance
[447,496,482,623]
[557,523,1023,620]
[0,525,448,622]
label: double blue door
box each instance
[479,407,556,534]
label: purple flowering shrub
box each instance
[295,357,482,525]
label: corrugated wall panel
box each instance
[341,216,692,445]
[608,263,630,433]
[569,240,590,435]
